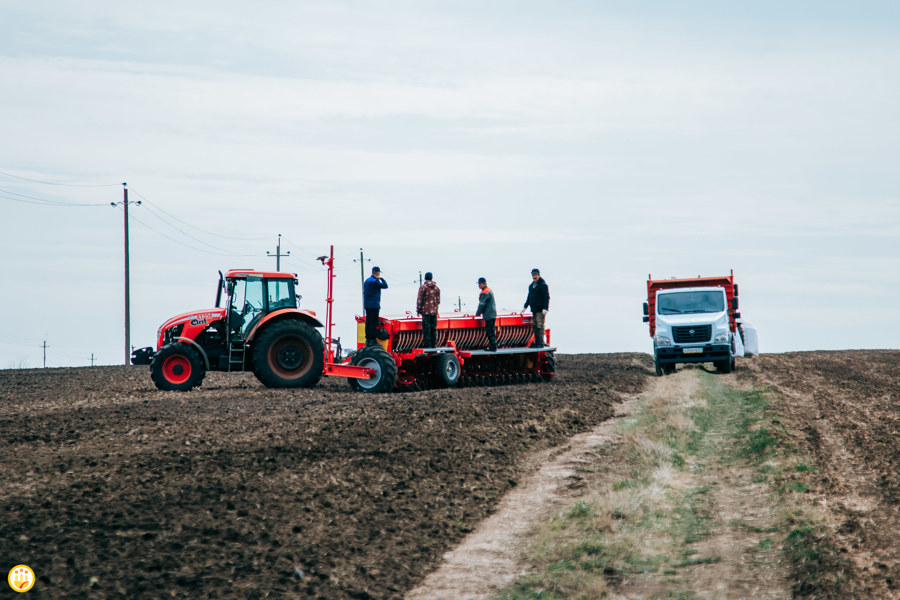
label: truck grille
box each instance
[672,325,711,343]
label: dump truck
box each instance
[137,246,555,392]
[642,271,751,376]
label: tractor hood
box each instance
[157,308,226,338]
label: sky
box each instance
[1,1,899,368]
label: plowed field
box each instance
[0,354,648,599]
[3,351,898,599]
[740,350,900,599]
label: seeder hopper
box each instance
[347,312,557,392]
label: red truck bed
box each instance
[646,271,738,337]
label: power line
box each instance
[129,189,271,242]
[137,202,253,255]
[127,210,257,257]
[0,170,120,188]
[0,187,108,207]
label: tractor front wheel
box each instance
[252,321,325,388]
[348,346,398,393]
[150,343,206,391]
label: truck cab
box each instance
[643,273,740,375]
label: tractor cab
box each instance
[218,270,299,342]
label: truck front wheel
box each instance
[716,343,735,374]
[151,343,206,391]
[252,321,325,388]
[654,355,674,376]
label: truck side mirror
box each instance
[734,312,741,319]
[643,316,649,323]
[643,302,649,316]
[732,297,739,310]
[734,284,739,297]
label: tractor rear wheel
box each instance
[432,353,461,387]
[348,346,398,393]
[150,343,206,391]
[252,321,325,388]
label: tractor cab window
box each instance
[267,279,295,311]
[228,277,266,337]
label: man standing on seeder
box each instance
[523,268,550,348]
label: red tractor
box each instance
[140,247,555,392]
[145,269,329,391]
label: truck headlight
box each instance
[714,333,729,343]
[655,335,672,347]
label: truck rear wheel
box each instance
[252,321,324,388]
[432,353,461,387]
[348,346,398,393]
[150,343,206,391]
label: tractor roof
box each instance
[225,269,296,280]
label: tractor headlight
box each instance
[164,323,185,345]
[655,335,672,347]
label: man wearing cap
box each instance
[475,277,498,352]
[363,266,389,346]
[523,268,550,347]
[416,272,441,348]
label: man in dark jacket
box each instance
[523,268,550,347]
[416,272,441,348]
[475,277,498,351]
[363,266,388,346]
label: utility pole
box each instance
[266,234,290,271]
[42,340,48,368]
[111,183,141,366]
[353,248,371,312]
[457,296,463,312]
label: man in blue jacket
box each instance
[363,266,388,346]
[523,268,549,347]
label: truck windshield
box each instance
[658,290,724,315]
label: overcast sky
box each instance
[2,1,899,368]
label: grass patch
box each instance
[783,519,850,598]
[491,369,846,599]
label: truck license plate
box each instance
[683,347,703,354]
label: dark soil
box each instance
[0,353,650,599]
[740,350,900,599]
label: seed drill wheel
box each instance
[252,321,325,388]
[432,353,461,388]
[150,343,206,391]
[348,345,398,393]
[540,352,557,381]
